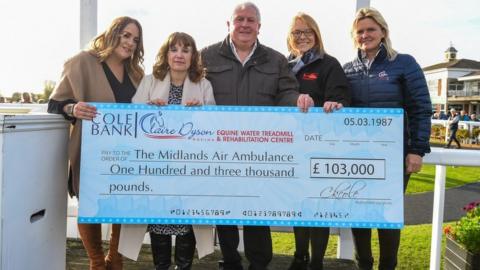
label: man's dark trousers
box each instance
[217,225,272,270]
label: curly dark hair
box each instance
[153,32,204,83]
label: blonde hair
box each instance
[287,13,325,57]
[89,16,144,83]
[152,32,204,83]
[351,7,397,60]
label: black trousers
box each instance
[447,129,461,148]
[293,227,329,270]
[351,174,411,270]
[217,225,272,270]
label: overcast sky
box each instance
[1,0,479,96]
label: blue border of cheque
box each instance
[90,102,404,115]
[78,216,402,229]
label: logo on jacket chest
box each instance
[302,73,318,81]
[377,71,389,81]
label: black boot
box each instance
[150,232,172,270]
[174,230,196,270]
[308,227,329,270]
[219,260,244,270]
[288,252,309,270]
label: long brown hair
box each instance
[89,16,145,82]
[153,32,204,83]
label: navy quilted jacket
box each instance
[343,46,432,156]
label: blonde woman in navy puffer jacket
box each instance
[343,7,432,270]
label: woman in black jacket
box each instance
[286,12,351,270]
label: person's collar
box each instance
[360,43,384,60]
[288,49,323,74]
[229,37,258,66]
[358,43,385,69]
[302,48,323,63]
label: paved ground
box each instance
[405,182,480,225]
[66,239,356,269]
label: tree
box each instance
[11,92,21,103]
[41,80,56,101]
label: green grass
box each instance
[268,164,479,268]
[407,165,480,194]
[272,222,452,269]
[269,163,480,268]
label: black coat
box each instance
[202,36,299,106]
[289,52,351,107]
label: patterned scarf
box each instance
[288,49,319,74]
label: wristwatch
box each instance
[65,103,75,117]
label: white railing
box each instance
[432,119,480,131]
[65,147,480,268]
[447,89,480,97]
[0,103,47,112]
[423,147,480,270]
[432,119,480,144]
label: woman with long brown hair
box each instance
[48,16,144,270]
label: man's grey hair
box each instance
[230,2,261,23]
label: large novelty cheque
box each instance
[79,103,404,229]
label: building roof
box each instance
[423,59,480,72]
[458,70,480,81]
[445,46,458,53]
[461,70,480,77]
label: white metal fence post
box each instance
[429,165,446,270]
[355,0,370,10]
[80,0,97,49]
[337,228,354,259]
